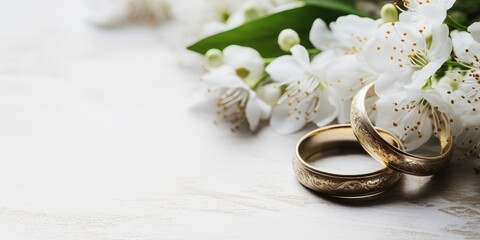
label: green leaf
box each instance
[300,0,364,16]
[445,15,468,31]
[187,2,360,58]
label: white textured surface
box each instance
[0,1,479,239]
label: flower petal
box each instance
[336,100,351,123]
[363,22,426,74]
[311,50,338,77]
[414,4,447,26]
[290,45,311,68]
[399,0,453,33]
[202,66,247,89]
[409,61,442,89]
[440,0,456,9]
[245,93,271,131]
[451,30,480,68]
[422,87,463,136]
[434,70,479,127]
[269,102,306,134]
[398,11,428,34]
[468,22,480,43]
[401,114,433,151]
[375,69,414,97]
[265,55,303,83]
[326,54,376,87]
[455,124,480,150]
[375,92,432,151]
[309,18,335,50]
[325,54,377,123]
[331,15,377,51]
[428,24,452,62]
[362,39,393,74]
[223,45,265,80]
[312,90,338,127]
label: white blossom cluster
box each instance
[199,0,480,159]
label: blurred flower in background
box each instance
[85,0,171,26]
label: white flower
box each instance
[455,125,480,159]
[398,0,455,34]
[266,45,338,134]
[447,31,480,125]
[309,15,378,123]
[201,46,271,131]
[326,54,378,123]
[364,22,452,94]
[435,69,479,126]
[468,22,480,43]
[375,84,461,151]
[85,0,170,26]
[310,15,378,54]
[452,30,480,71]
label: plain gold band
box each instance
[350,82,453,176]
[293,124,402,198]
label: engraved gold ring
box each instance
[293,124,402,198]
[350,82,453,176]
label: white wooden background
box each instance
[0,1,478,239]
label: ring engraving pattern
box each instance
[292,124,402,198]
[292,155,401,197]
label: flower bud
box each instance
[205,48,224,68]
[278,29,300,52]
[381,3,398,23]
[243,4,263,21]
[256,83,282,106]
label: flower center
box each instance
[408,50,429,70]
[244,6,262,21]
[390,97,453,150]
[278,73,324,121]
[217,88,249,131]
[468,69,480,84]
[220,11,230,23]
[449,79,459,90]
[235,67,250,79]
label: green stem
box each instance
[307,48,321,55]
[445,60,464,68]
[263,58,276,64]
[445,15,468,31]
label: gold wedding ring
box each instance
[351,82,453,176]
[293,124,402,198]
